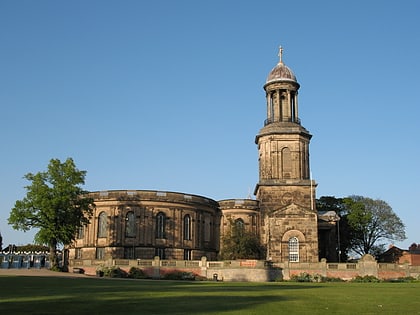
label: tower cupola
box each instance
[255,47,312,182]
[263,47,300,125]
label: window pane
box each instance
[204,217,211,242]
[289,237,299,262]
[156,213,165,239]
[184,215,191,240]
[97,212,107,238]
[124,247,135,259]
[184,249,192,260]
[235,219,245,236]
[96,247,105,260]
[125,212,136,237]
[75,248,82,259]
[77,226,84,239]
[155,248,165,259]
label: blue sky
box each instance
[1,0,419,250]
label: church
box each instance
[67,49,338,264]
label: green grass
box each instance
[1,276,419,314]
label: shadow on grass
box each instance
[0,276,321,314]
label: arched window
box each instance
[183,214,191,240]
[125,211,136,238]
[97,212,108,238]
[204,216,211,242]
[235,218,245,236]
[155,212,166,239]
[289,237,299,262]
[282,147,292,178]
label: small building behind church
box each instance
[378,244,420,266]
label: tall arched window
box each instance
[289,237,299,262]
[125,211,136,238]
[282,147,292,178]
[97,212,108,238]
[183,214,191,240]
[155,212,166,239]
[235,218,245,236]
[204,216,211,242]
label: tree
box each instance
[8,158,95,269]
[220,218,265,260]
[317,196,352,262]
[343,195,406,257]
[409,243,420,252]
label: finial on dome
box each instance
[278,46,284,64]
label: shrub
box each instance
[97,266,128,278]
[128,267,148,279]
[289,273,345,283]
[384,277,416,283]
[290,272,323,282]
[351,275,380,283]
[49,265,62,272]
[162,271,196,281]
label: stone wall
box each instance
[70,255,420,281]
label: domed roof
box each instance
[265,47,297,84]
[266,62,297,83]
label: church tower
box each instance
[255,48,318,263]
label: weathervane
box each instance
[278,46,284,64]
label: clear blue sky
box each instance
[1,0,419,250]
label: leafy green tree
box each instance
[343,195,406,257]
[220,218,265,260]
[8,158,94,269]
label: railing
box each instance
[264,117,301,126]
[184,261,200,267]
[327,263,358,270]
[161,260,177,267]
[137,260,153,267]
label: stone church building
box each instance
[68,49,337,264]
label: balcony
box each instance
[264,117,301,126]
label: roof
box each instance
[318,211,340,222]
[265,46,298,84]
[266,62,297,83]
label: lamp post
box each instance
[337,218,341,263]
[329,214,341,263]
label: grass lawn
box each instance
[0,275,419,314]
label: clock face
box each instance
[281,193,293,205]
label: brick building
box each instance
[379,244,420,266]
